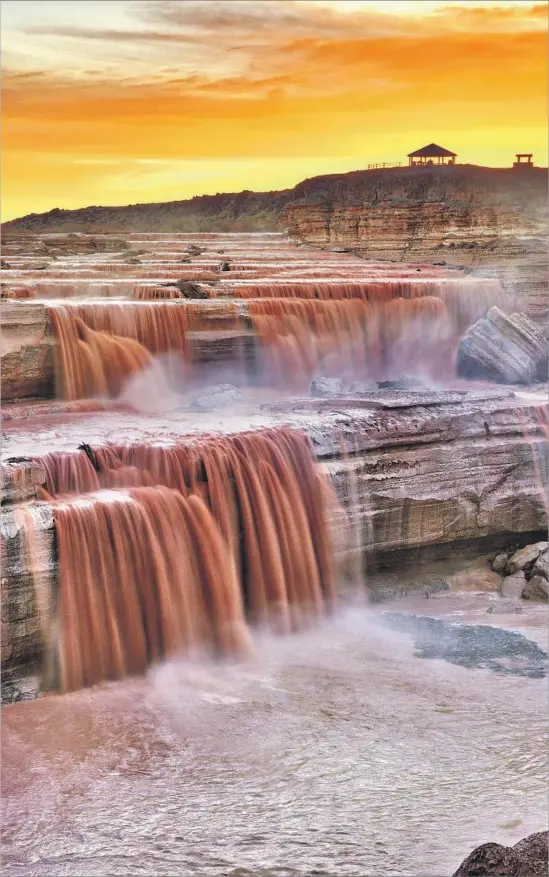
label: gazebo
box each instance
[408,144,457,167]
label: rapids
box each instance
[2,599,547,877]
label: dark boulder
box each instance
[163,280,208,299]
[452,830,548,877]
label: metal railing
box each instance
[367,162,402,169]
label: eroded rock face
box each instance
[283,167,548,322]
[1,389,547,690]
[0,302,55,401]
[457,307,548,384]
[501,571,526,599]
[452,831,548,877]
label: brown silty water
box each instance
[1,232,546,876]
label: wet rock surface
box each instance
[382,613,548,678]
[163,279,208,298]
[452,831,548,877]
[501,571,526,599]
[486,601,523,615]
[458,307,548,384]
[522,575,548,602]
[376,377,427,391]
[310,376,348,397]
[191,384,244,411]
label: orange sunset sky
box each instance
[2,0,547,221]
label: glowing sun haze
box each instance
[1,0,547,220]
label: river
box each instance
[2,598,547,877]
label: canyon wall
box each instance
[284,166,548,321]
[4,165,546,318]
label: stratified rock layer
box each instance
[458,307,548,384]
[2,388,547,692]
[283,166,547,321]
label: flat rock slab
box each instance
[262,388,513,413]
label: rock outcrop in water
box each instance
[458,307,548,384]
[452,830,548,877]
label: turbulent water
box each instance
[3,605,547,877]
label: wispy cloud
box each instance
[2,0,547,219]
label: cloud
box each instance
[2,0,547,219]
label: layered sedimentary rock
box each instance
[3,166,547,319]
[2,388,547,693]
[458,307,548,384]
[283,166,548,321]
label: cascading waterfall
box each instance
[232,277,504,326]
[48,301,240,399]
[32,428,340,692]
[248,296,454,387]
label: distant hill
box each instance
[3,165,546,235]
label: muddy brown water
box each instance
[2,599,547,877]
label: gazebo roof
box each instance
[408,143,457,158]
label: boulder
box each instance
[165,280,208,299]
[192,384,243,411]
[522,575,548,602]
[458,306,548,384]
[506,541,548,574]
[501,570,526,598]
[491,552,509,573]
[452,831,548,877]
[310,376,347,397]
[532,548,548,580]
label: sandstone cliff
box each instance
[2,165,548,321]
[283,166,548,320]
[4,165,546,317]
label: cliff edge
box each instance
[3,165,546,318]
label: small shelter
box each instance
[513,153,534,169]
[408,143,457,167]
